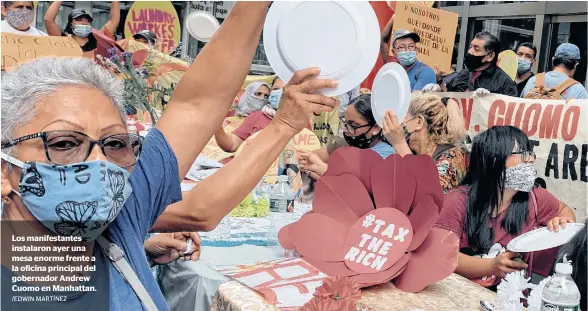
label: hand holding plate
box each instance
[492,252,528,278]
[273,68,339,133]
[382,109,406,146]
[546,216,575,232]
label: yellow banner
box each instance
[124,1,181,54]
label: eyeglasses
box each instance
[510,150,536,162]
[339,118,374,135]
[1,131,144,167]
[395,45,417,52]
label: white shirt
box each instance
[1,20,47,36]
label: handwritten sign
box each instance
[1,33,82,71]
[344,209,413,273]
[439,92,588,220]
[124,1,181,54]
[498,50,518,80]
[200,117,245,162]
[391,3,458,73]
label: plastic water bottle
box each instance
[269,175,294,212]
[541,256,581,311]
[266,211,294,247]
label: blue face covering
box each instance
[517,57,532,74]
[269,89,283,109]
[397,51,417,66]
[1,152,132,241]
[72,24,92,38]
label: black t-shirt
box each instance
[62,32,97,52]
[516,72,534,97]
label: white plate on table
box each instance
[507,222,585,253]
[263,1,380,96]
[371,62,411,127]
[186,11,220,42]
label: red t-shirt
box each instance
[435,186,560,277]
[232,111,272,141]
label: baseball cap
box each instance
[133,30,157,45]
[391,29,420,47]
[69,8,93,22]
[555,43,580,60]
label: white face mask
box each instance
[504,163,537,192]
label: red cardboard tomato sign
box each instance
[343,208,413,274]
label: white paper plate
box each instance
[371,62,411,127]
[507,222,585,253]
[186,11,220,42]
[263,1,380,96]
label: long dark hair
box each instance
[349,94,376,125]
[551,219,587,311]
[461,126,531,252]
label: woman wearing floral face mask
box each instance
[44,1,120,54]
[1,1,46,36]
[435,126,576,288]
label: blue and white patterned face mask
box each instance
[268,89,283,109]
[504,163,536,193]
[6,9,34,30]
[0,152,132,241]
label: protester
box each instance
[1,1,46,35]
[133,30,157,46]
[215,81,273,152]
[424,32,518,97]
[515,42,537,96]
[435,126,575,288]
[550,218,587,311]
[44,1,120,53]
[388,29,436,91]
[1,3,338,310]
[233,81,271,116]
[299,94,394,179]
[382,94,468,193]
[522,43,587,99]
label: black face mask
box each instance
[464,52,488,70]
[344,126,379,149]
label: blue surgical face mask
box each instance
[72,24,92,38]
[397,51,417,66]
[517,57,532,74]
[269,89,283,109]
[0,152,132,241]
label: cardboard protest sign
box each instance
[344,209,413,273]
[1,33,82,71]
[391,2,458,73]
[439,92,588,220]
[498,50,518,80]
[200,117,245,162]
[124,1,181,54]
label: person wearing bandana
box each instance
[44,1,120,54]
[1,1,47,36]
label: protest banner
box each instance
[439,92,588,220]
[391,2,458,73]
[1,33,82,71]
[124,1,181,54]
[200,117,245,162]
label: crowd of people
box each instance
[1,1,587,311]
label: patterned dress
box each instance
[435,146,469,194]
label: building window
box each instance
[547,21,587,85]
[35,1,74,33]
[440,1,463,6]
[473,18,535,52]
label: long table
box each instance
[211,273,497,311]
